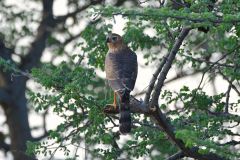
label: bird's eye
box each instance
[112,36,117,41]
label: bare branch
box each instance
[20,0,55,71]
[134,69,202,97]
[63,32,82,46]
[182,54,236,68]
[224,83,232,113]
[31,110,49,142]
[108,11,240,24]
[159,0,166,7]
[218,70,240,96]
[151,27,191,105]
[104,97,226,159]
[0,88,11,105]
[144,56,168,104]
[166,151,185,160]
[104,26,226,160]
[54,0,103,24]
[219,140,240,146]
[196,53,228,90]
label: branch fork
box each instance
[103,26,226,160]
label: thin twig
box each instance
[219,140,240,146]
[196,53,228,90]
[224,83,232,113]
[218,70,240,96]
[107,11,240,24]
[182,54,236,68]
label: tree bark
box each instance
[2,87,34,160]
[0,41,34,160]
[0,0,106,159]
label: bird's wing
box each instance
[105,48,138,91]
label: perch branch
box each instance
[166,151,185,160]
[104,96,149,114]
[104,27,226,159]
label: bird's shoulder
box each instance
[107,47,136,57]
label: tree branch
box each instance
[166,151,185,160]
[63,32,82,46]
[20,0,55,71]
[218,70,240,96]
[134,69,202,97]
[104,96,149,114]
[0,88,11,105]
[0,141,10,153]
[144,55,168,104]
[219,140,240,146]
[104,96,226,159]
[31,111,49,142]
[182,54,236,68]
[54,0,103,24]
[224,83,232,113]
[151,27,191,105]
[104,26,227,160]
[109,11,240,24]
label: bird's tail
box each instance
[119,90,131,134]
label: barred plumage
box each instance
[105,33,138,134]
[105,48,137,92]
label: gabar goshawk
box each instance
[105,33,138,134]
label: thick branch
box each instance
[104,96,226,159]
[144,56,168,104]
[104,27,226,160]
[104,96,149,114]
[151,27,191,104]
[150,110,226,160]
[166,151,185,160]
[20,0,55,71]
[134,69,201,97]
[0,89,11,105]
[0,141,10,153]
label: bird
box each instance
[105,33,138,134]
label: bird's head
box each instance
[106,33,126,52]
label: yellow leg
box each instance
[113,92,117,110]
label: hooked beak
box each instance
[106,37,110,43]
